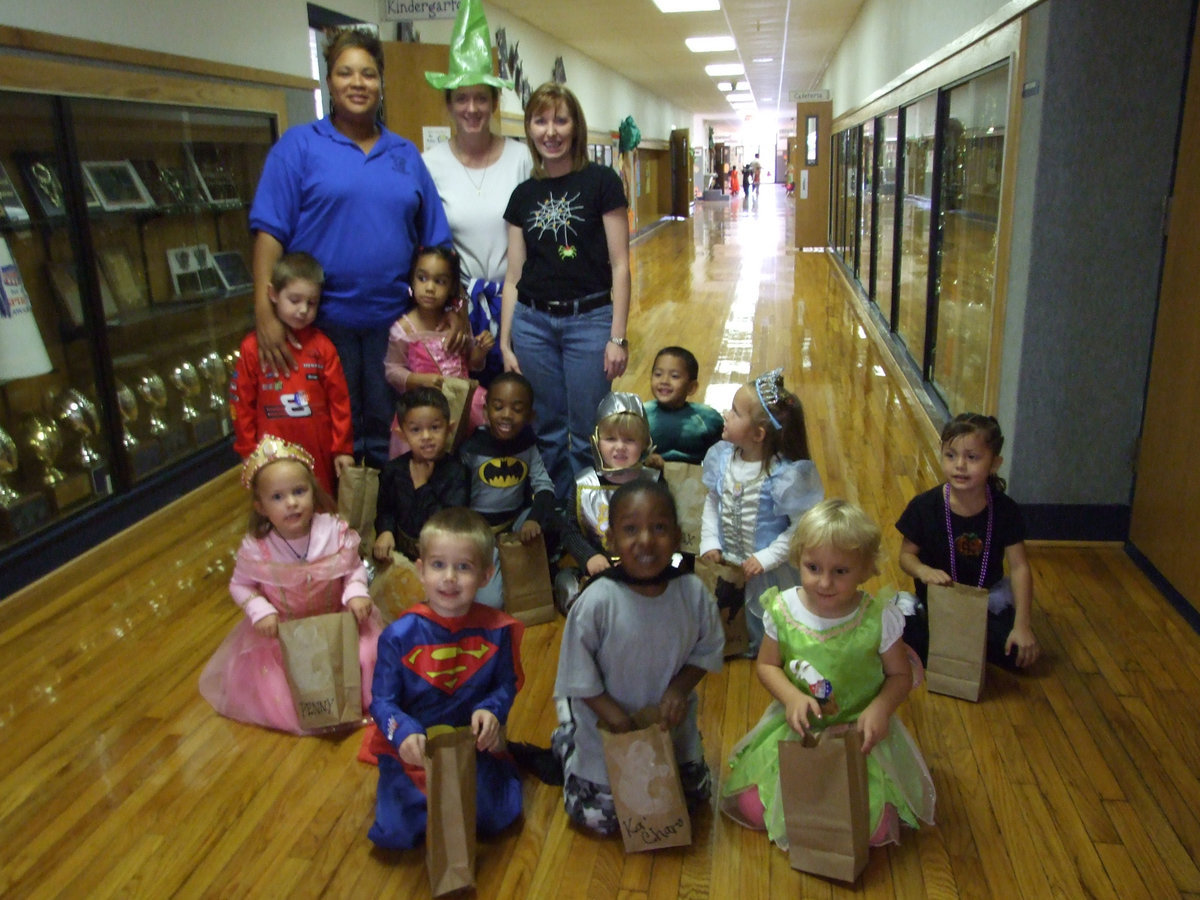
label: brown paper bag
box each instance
[778,728,870,882]
[369,551,426,624]
[694,556,749,657]
[926,583,989,701]
[336,462,378,557]
[277,611,362,730]
[424,726,477,896]
[661,462,706,555]
[600,707,692,853]
[440,375,479,453]
[497,532,555,626]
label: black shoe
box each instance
[508,741,564,786]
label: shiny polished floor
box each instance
[3,186,1200,898]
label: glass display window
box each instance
[896,93,938,366]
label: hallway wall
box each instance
[821,0,1195,537]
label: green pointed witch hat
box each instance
[424,0,512,91]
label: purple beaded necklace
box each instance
[943,482,993,588]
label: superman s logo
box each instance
[480,456,527,488]
[403,636,498,693]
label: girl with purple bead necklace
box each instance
[896,414,1040,670]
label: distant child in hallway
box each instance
[373,388,470,562]
[699,368,823,656]
[644,346,724,467]
[365,507,524,850]
[230,252,353,496]
[896,413,1040,669]
[553,479,724,836]
[199,436,382,734]
[721,499,935,848]
[383,245,492,457]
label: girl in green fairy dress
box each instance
[721,499,935,848]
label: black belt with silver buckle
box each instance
[519,290,611,317]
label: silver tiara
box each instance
[754,368,785,431]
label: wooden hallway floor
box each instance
[2,186,1199,898]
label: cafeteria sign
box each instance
[383,0,459,20]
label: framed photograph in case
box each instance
[212,250,253,291]
[47,261,121,326]
[97,247,149,311]
[167,244,223,300]
[15,153,102,218]
[82,161,155,212]
[185,143,241,208]
[0,162,30,223]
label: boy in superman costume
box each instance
[363,507,525,849]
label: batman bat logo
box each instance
[480,455,528,488]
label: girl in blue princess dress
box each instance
[698,368,824,655]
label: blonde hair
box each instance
[418,507,495,570]
[598,411,650,447]
[789,498,882,575]
[247,459,336,539]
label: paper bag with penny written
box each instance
[277,610,362,730]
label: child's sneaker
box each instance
[553,569,580,616]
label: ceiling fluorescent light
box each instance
[717,82,733,91]
[705,63,744,77]
[653,0,720,11]
[752,57,774,63]
[686,36,736,53]
[735,80,748,91]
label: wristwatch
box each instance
[608,337,629,348]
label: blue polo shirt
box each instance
[250,116,452,329]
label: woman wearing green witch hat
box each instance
[423,0,531,388]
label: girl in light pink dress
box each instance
[384,245,491,458]
[199,436,383,734]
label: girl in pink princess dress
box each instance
[384,245,491,457]
[199,436,384,734]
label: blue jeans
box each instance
[511,302,613,500]
[321,322,395,469]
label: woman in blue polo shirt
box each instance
[249,28,453,468]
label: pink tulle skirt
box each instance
[199,609,382,735]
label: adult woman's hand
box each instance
[603,340,628,380]
[252,232,299,375]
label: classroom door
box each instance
[1129,18,1200,605]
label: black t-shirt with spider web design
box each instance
[504,162,626,305]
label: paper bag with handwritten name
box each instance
[497,532,555,626]
[369,551,426,624]
[424,726,477,896]
[925,582,989,701]
[277,611,362,730]
[693,556,749,657]
[336,462,378,558]
[600,707,692,853]
[778,727,870,883]
[662,462,706,555]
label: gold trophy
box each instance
[170,360,202,423]
[198,351,228,415]
[115,378,140,451]
[116,377,162,476]
[136,371,169,437]
[51,388,111,496]
[19,412,90,512]
[0,425,51,539]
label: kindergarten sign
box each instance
[382,0,459,19]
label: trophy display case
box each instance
[0,87,276,555]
